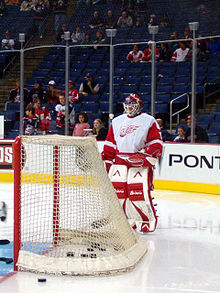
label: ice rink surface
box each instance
[0,183,220,293]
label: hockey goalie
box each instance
[102,94,163,233]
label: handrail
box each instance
[2,14,50,78]
[169,92,190,133]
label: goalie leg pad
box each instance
[127,168,158,232]
[109,165,128,199]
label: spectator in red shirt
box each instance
[143,41,160,62]
[127,44,144,63]
[68,80,80,103]
[33,98,51,134]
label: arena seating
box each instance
[1,1,220,142]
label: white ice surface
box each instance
[1,183,220,293]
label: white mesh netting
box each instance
[15,135,147,275]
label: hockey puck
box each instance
[81,254,88,258]
[67,252,74,257]
[87,248,94,252]
[38,278,47,283]
[90,254,97,258]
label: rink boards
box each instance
[0,139,219,195]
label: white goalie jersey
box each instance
[102,109,163,233]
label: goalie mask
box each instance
[123,94,144,117]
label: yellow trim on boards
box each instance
[0,172,219,195]
[154,179,220,195]
[0,173,14,183]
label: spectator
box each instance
[23,104,38,135]
[127,44,144,63]
[46,80,59,104]
[79,73,100,97]
[71,25,85,43]
[159,42,172,62]
[68,80,80,103]
[32,98,51,134]
[184,27,191,40]
[89,11,104,29]
[117,10,133,28]
[156,118,172,142]
[93,30,106,49]
[1,30,15,50]
[56,23,68,43]
[9,79,29,104]
[134,15,143,28]
[54,0,67,34]
[0,0,7,16]
[169,31,179,52]
[143,41,160,62]
[173,126,186,142]
[185,115,208,143]
[20,0,34,11]
[81,32,92,46]
[55,93,66,135]
[160,14,170,27]
[92,118,107,140]
[197,35,209,53]
[33,0,48,38]
[73,113,90,136]
[171,41,189,62]
[28,80,47,104]
[55,93,75,135]
[186,41,204,62]
[105,9,117,29]
[148,14,158,27]
[208,38,220,54]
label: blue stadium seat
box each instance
[197,114,214,125]
[208,124,220,135]
[172,85,189,94]
[141,95,151,103]
[100,103,116,113]
[155,104,167,113]
[82,102,99,113]
[208,135,220,144]
[157,85,172,94]
[138,85,151,93]
[215,114,220,123]
[121,85,138,93]
[6,103,20,112]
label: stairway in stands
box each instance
[0,0,76,111]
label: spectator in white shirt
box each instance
[171,42,189,62]
[1,30,15,50]
[71,25,85,43]
[127,44,144,63]
[117,10,133,28]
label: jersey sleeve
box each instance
[145,120,163,159]
[102,124,117,161]
[171,50,177,61]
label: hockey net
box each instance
[13,135,147,275]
